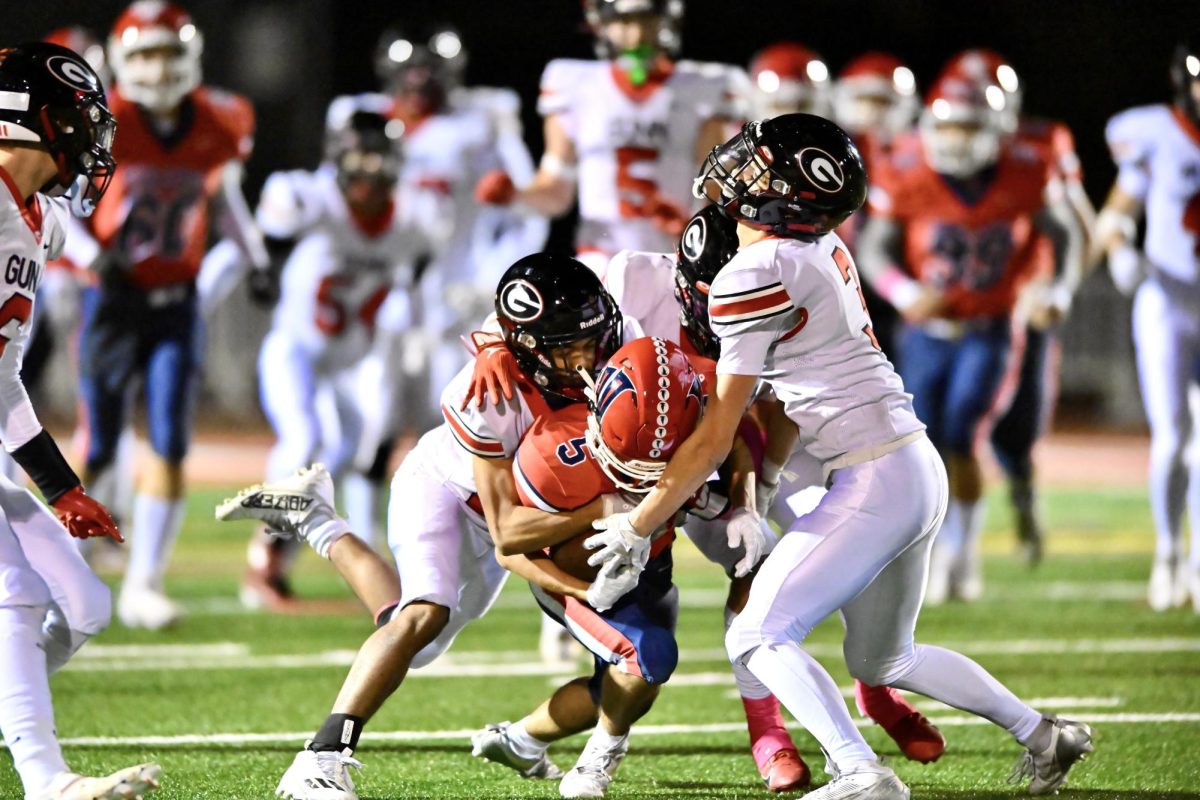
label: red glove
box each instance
[52,486,123,542]
[646,194,689,238]
[475,170,517,205]
[461,331,521,410]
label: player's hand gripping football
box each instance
[461,332,519,410]
[586,556,641,612]
[52,486,123,542]
[585,512,651,572]
[726,506,772,578]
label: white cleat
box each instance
[32,763,162,800]
[1009,715,1094,795]
[471,722,565,779]
[117,585,183,630]
[1172,559,1191,609]
[1148,558,1176,611]
[217,465,349,558]
[559,735,628,798]
[276,745,362,800]
[804,760,908,800]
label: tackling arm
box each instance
[494,549,589,601]
[473,454,606,556]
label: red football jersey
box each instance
[869,131,1055,319]
[514,404,615,513]
[89,87,254,290]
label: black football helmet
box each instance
[374,24,465,114]
[694,114,867,241]
[495,254,623,403]
[674,205,739,360]
[1171,38,1200,124]
[324,108,402,192]
[583,0,684,59]
[0,42,115,217]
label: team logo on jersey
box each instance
[499,279,544,322]
[797,147,844,194]
[681,216,707,262]
[46,55,99,93]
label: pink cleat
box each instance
[743,695,811,791]
[855,682,946,764]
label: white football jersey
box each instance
[603,249,682,341]
[539,59,742,258]
[710,235,923,463]
[256,166,427,371]
[1106,104,1200,283]
[0,184,66,450]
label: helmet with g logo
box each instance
[674,204,739,359]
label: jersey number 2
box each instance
[0,294,33,355]
[832,247,880,350]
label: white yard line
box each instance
[21,712,1198,749]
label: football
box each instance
[549,531,600,582]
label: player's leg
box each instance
[472,676,593,781]
[840,464,1093,794]
[940,325,1014,602]
[327,374,381,551]
[118,302,199,630]
[1132,282,1194,609]
[727,439,947,798]
[990,325,1050,565]
[681,516,808,790]
[1188,379,1200,612]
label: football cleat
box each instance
[559,735,628,798]
[276,745,362,800]
[1009,715,1094,796]
[470,722,564,779]
[1147,557,1176,612]
[805,760,909,800]
[217,465,349,558]
[33,762,162,800]
[881,711,946,764]
[117,584,183,630]
[759,748,810,792]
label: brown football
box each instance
[549,532,599,582]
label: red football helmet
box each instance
[918,74,1005,178]
[45,27,111,88]
[108,1,203,114]
[584,337,705,493]
[747,42,830,119]
[941,49,1021,133]
[833,52,918,138]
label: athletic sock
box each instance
[125,493,185,589]
[341,472,381,550]
[506,719,550,759]
[584,723,628,753]
[0,606,69,794]
[310,713,364,753]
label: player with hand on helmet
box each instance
[216,254,643,800]
[475,0,742,275]
[0,41,164,800]
[1099,38,1200,612]
[940,49,1098,568]
[583,113,1093,799]
[238,107,435,610]
[473,337,704,799]
[856,74,1085,605]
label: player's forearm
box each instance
[1036,201,1085,296]
[493,498,604,556]
[217,162,270,271]
[856,217,921,312]
[515,172,576,217]
[722,436,756,511]
[1095,186,1143,254]
[763,400,799,474]
[495,550,588,601]
[630,427,730,536]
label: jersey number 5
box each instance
[832,247,880,350]
[615,147,660,219]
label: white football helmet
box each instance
[918,75,1005,178]
[108,1,203,114]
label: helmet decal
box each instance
[798,147,844,193]
[498,279,544,322]
[680,215,707,262]
[45,55,99,92]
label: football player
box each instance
[216,255,637,800]
[586,113,1094,799]
[58,1,271,629]
[856,75,1085,603]
[0,41,162,800]
[1098,38,1200,611]
[943,49,1097,566]
[474,0,741,275]
[472,337,703,799]
[239,107,432,609]
[746,42,831,120]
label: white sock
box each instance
[745,642,876,769]
[0,606,68,794]
[584,723,628,754]
[888,643,1042,742]
[725,607,771,700]
[125,494,185,589]
[937,500,964,559]
[955,498,985,564]
[341,473,381,551]
[507,719,550,759]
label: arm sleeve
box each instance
[709,262,793,377]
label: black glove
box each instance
[91,250,131,289]
[247,268,279,308]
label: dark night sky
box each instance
[10,1,1198,220]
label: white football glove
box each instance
[585,512,651,571]
[585,556,641,612]
[726,507,773,578]
[755,476,781,520]
[1108,244,1146,297]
